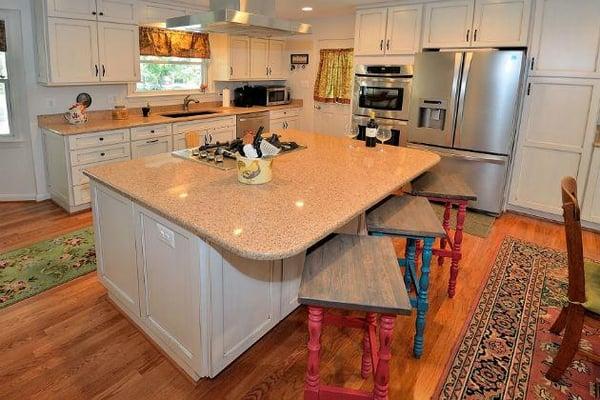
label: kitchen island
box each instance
[84,130,440,381]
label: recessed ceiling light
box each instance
[302,6,313,12]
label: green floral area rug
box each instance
[0,228,96,309]
[436,237,600,400]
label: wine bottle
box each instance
[365,111,378,148]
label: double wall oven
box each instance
[352,64,413,146]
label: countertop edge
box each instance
[84,153,441,261]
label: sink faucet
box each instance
[183,95,200,111]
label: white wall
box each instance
[286,14,356,133]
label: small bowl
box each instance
[236,155,273,185]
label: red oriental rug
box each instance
[436,237,600,400]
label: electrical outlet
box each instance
[157,223,175,248]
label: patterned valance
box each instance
[314,48,354,104]
[0,21,6,52]
[139,27,210,59]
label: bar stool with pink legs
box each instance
[406,167,477,298]
[298,234,412,400]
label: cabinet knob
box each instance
[99,137,104,141]
[100,152,106,157]
[150,130,155,133]
[99,12,104,16]
[92,11,97,15]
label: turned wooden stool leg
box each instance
[361,313,378,378]
[405,239,416,291]
[448,202,466,298]
[439,202,452,266]
[414,237,433,358]
[305,306,324,400]
[373,315,396,400]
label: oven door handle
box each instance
[356,77,412,84]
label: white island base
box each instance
[91,182,306,381]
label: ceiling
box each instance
[180,0,385,20]
[275,0,385,20]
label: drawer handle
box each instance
[150,130,155,133]
[146,139,159,144]
[99,137,104,141]
[100,152,106,157]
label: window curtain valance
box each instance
[0,21,6,52]
[313,48,354,104]
[139,27,210,59]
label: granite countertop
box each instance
[38,100,303,136]
[84,130,440,260]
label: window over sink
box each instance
[130,26,211,97]
[136,55,208,94]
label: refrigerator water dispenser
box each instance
[418,99,447,130]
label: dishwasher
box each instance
[236,112,270,138]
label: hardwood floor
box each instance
[1,201,599,399]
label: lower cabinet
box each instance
[137,208,205,374]
[583,147,600,225]
[208,249,279,374]
[91,181,305,380]
[131,136,173,159]
[93,185,140,317]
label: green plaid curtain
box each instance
[0,21,6,52]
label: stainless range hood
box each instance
[166,0,312,36]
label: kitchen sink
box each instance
[161,110,220,118]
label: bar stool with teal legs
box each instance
[366,195,445,358]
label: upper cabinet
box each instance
[34,0,140,85]
[471,0,531,47]
[422,0,530,49]
[530,0,600,78]
[46,0,137,24]
[138,2,208,27]
[354,5,423,56]
[422,1,474,48]
[211,34,287,81]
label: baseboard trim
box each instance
[36,193,51,201]
[0,194,37,201]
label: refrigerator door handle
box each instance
[454,52,473,148]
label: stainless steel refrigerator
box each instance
[408,50,526,214]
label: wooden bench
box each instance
[367,195,445,358]
[407,167,477,298]
[298,234,411,400]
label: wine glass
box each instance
[376,127,392,151]
[344,119,359,148]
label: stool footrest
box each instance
[316,385,372,400]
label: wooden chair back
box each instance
[185,131,201,148]
[561,177,586,304]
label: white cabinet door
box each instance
[93,185,140,317]
[582,149,600,224]
[47,18,100,84]
[46,0,97,20]
[230,36,250,79]
[280,252,306,318]
[509,78,600,215]
[173,133,188,151]
[131,137,173,159]
[354,8,388,56]
[268,39,286,79]
[472,0,530,47]
[530,0,600,78]
[98,22,140,82]
[250,38,269,79]
[386,5,423,55]
[423,1,475,49]
[209,248,279,375]
[206,127,235,145]
[96,0,138,24]
[139,2,187,26]
[138,211,203,373]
